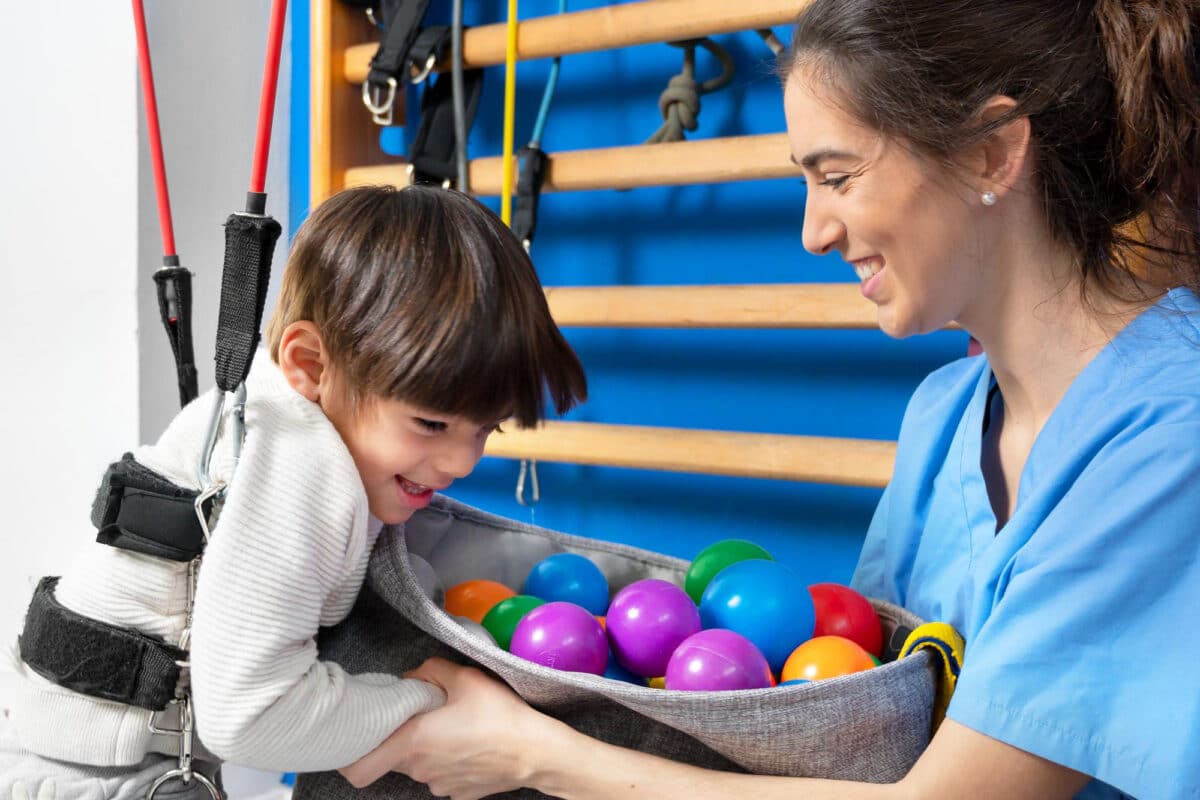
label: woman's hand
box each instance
[339,657,561,798]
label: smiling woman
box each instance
[342,2,1200,799]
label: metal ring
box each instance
[146,768,221,800]
[409,53,437,84]
[361,77,398,125]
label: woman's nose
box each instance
[801,194,845,256]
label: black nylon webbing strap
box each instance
[214,212,282,392]
[367,0,433,93]
[19,577,185,711]
[153,264,199,408]
[91,453,209,562]
[512,145,549,246]
[409,67,484,185]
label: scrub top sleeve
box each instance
[948,421,1200,799]
[851,482,891,601]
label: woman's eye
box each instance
[819,174,850,188]
[415,417,447,432]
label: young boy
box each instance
[2,185,588,797]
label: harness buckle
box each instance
[362,77,398,125]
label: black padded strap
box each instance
[19,577,185,711]
[410,67,484,185]
[214,211,282,392]
[91,453,209,562]
[512,145,549,246]
[153,263,199,408]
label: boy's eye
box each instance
[415,417,447,432]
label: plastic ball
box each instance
[444,579,515,623]
[453,615,496,646]
[779,678,810,687]
[603,653,648,685]
[699,559,815,674]
[509,601,608,675]
[606,578,702,677]
[684,539,773,604]
[664,629,773,691]
[808,583,884,657]
[648,676,666,689]
[781,635,877,683]
[481,594,546,651]
[522,553,610,615]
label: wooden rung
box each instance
[343,133,800,194]
[484,421,895,488]
[545,284,878,329]
[343,0,806,81]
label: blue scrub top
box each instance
[853,288,1200,800]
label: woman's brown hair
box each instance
[783,0,1200,299]
[266,185,587,427]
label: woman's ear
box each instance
[977,95,1031,202]
[277,321,327,402]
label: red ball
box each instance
[807,583,883,658]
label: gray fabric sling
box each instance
[295,496,936,798]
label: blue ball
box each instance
[698,559,816,674]
[603,653,648,685]
[522,553,610,615]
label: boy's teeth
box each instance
[399,478,429,494]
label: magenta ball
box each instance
[664,629,773,691]
[509,601,608,675]
[606,578,702,678]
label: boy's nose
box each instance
[437,440,484,480]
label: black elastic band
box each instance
[19,577,185,711]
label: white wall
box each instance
[1,0,288,740]
[0,2,140,677]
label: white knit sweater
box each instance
[7,355,444,771]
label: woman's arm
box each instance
[341,658,1089,800]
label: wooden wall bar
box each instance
[484,421,896,488]
[545,284,878,329]
[342,0,808,81]
[343,133,801,194]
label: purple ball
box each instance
[607,578,702,678]
[665,629,774,691]
[509,601,608,675]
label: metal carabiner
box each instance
[146,767,221,800]
[362,77,398,125]
[515,459,540,507]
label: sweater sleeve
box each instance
[187,381,444,772]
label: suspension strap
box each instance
[363,0,434,125]
[20,578,186,711]
[408,67,485,186]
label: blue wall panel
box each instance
[291,0,967,583]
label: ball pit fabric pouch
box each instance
[293,496,937,799]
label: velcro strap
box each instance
[91,453,208,562]
[409,67,485,185]
[19,577,185,711]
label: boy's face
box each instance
[323,390,503,524]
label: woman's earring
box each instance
[981,191,997,207]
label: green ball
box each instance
[482,594,546,650]
[684,539,774,604]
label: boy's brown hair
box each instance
[266,185,586,427]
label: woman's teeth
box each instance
[854,261,882,282]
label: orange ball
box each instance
[445,579,516,623]
[781,635,876,683]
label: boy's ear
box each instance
[277,321,327,402]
